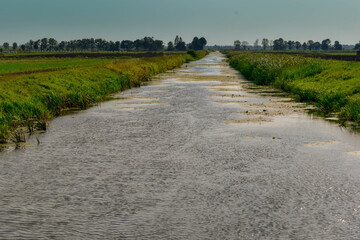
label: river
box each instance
[1,52,360,239]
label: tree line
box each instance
[235,38,359,51]
[1,36,207,52]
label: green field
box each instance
[226,51,360,125]
[0,58,116,75]
[0,51,207,142]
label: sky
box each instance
[1,0,359,46]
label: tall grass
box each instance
[227,52,360,124]
[0,51,207,142]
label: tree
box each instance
[307,40,314,50]
[302,42,307,50]
[333,41,342,50]
[313,42,321,50]
[262,38,269,50]
[190,37,201,50]
[34,40,40,50]
[20,44,26,51]
[121,40,134,51]
[241,41,249,50]
[167,41,175,51]
[295,41,302,50]
[254,39,259,50]
[40,38,48,51]
[151,40,164,51]
[234,40,241,50]
[58,41,67,51]
[199,37,207,49]
[114,41,121,51]
[48,38,58,51]
[287,40,295,50]
[321,39,331,51]
[175,41,186,51]
[273,38,286,50]
[174,35,180,46]
[12,42,18,50]
[28,40,34,51]
[355,41,360,50]
[3,42,9,50]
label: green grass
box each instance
[0,50,207,142]
[226,51,360,124]
[0,58,115,75]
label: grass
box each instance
[226,51,360,124]
[0,58,115,75]
[0,50,207,142]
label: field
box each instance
[251,50,360,62]
[226,51,360,125]
[0,51,207,142]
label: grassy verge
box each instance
[0,50,207,143]
[226,51,360,124]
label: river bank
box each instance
[0,51,207,143]
[226,51,360,127]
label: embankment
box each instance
[0,51,207,143]
[227,52,360,124]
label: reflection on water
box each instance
[1,52,360,239]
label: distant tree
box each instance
[295,41,302,50]
[40,38,48,51]
[88,38,95,51]
[321,39,331,50]
[190,37,201,50]
[28,40,34,51]
[241,41,249,50]
[287,40,295,50]
[20,44,26,51]
[302,42,307,50]
[34,40,40,51]
[199,37,207,49]
[121,40,134,51]
[307,40,314,50]
[48,38,58,51]
[262,38,269,50]
[151,40,164,51]
[333,41,342,50]
[234,40,241,50]
[108,41,116,51]
[167,41,175,51]
[273,38,286,50]
[175,41,186,51]
[58,41,67,51]
[3,42,9,50]
[254,39,259,50]
[313,42,321,50]
[12,42,18,50]
[174,35,180,46]
[355,41,360,50]
[114,41,121,51]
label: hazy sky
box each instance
[1,0,359,45]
